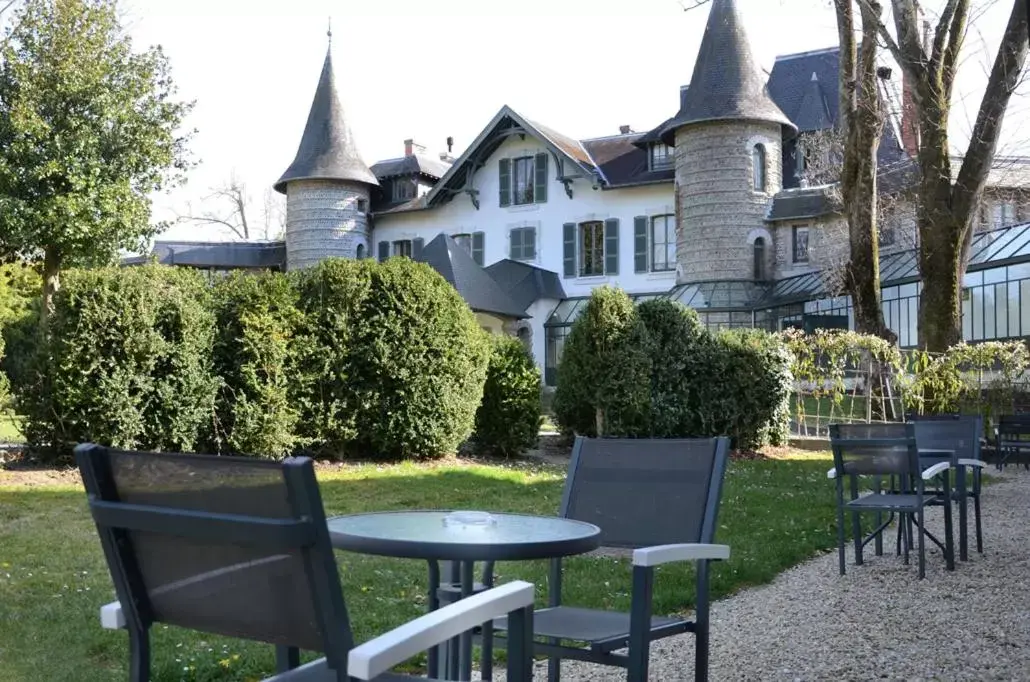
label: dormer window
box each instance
[392,178,416,202]
[649,143,674,171]
[752,144,767,192]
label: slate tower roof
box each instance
[661,0,794,144]
[274,47,378,193]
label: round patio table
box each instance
[327,510,601,681]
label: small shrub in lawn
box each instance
[207,271,302,458]
[295,257,490,459]
[474,334,542,457]
[553,286,651,437]
[16,264,219,460]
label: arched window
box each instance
[752,144,767,192]
[355,243,365,259]
[753,237,766,281]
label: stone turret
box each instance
[275,42,378,270]
[661,0,795,284]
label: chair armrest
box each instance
[957,458,988,469]
[922,461,951,480]
[632,543,730,567]
[827,467,837,479]
[100,601,125,630]
[347,580,535,680]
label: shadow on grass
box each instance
[0,457,838,682]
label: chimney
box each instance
[900,17,931,158]
[404,138,426,157]
[619,125,633,135]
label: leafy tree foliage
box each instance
[474,335,541,457]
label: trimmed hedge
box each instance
[207,271,302,458]
[474,335,541,457]
[294,257,490,460]
[553,286,651,437]
[554,288,794,449]
[18,265,219,459]
[0,262,41,405]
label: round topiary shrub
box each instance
[553,286,651,437]
[294,257,490,460]
[474,334,541,457]
[17,264,219,461]
[207,271,302,458]
[637,298,710,437]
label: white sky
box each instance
[116,0,1030,242]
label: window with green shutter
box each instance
[534,153,548,203]
[633,216,648,273]
[650,215,675,271]
[579,221,605,277]
[378,241,390,262]
[563,223,577,277]
[412,238,424,260]
[511,156,534,205]
[509,227,536,261]
[499,158,511,206]
[604,218,619,275]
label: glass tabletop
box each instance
[327,510,601,562]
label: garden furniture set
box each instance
[77,435,732,682]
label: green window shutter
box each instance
[534,153,548,203]
[499,158,511,207]
[525,227,537,259]
[604,218,619,275]
[472,231,485,266]
[633,216,648,273]
[509,229,519,259]
[563,223,577,277]
[378,241,390,262]
[412,238,424,260]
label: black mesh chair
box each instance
[910,415,987,559]
[995,413,1030,469]
[76,443,537,682]
[828,423,954,580]
[491,436,731,682]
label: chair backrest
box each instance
[558,437,730,549]
[998,413,1030,441]
[76,444,353,671]
[828,422,920,477]
[911,414,983,460]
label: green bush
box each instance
[474,334,541,456]
[706,329,794,448]
[0,262,41,404]
[207,271,302,458]
[637,299,708,437]
[16,264,219,460]
[295,257,490,459]
[553,286,651,437]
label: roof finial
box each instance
[327,16,332,46]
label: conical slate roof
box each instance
[661,0,794,144]
[274,48,378,193]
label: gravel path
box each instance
[492,467,1030,681]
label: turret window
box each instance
[752,144,767,192]
[792,226,809,263]
[753,237,767,280]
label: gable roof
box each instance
[274,48,378,193]
[416,234,529,318]
[483,259,567,311]
[580,133,674,188]
[660,0,794,144]
[767,46,841,132]
[424,105,600,208]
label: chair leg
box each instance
[627,566,654,682]
[129,626,150,682]
[481,563,496,681]
[547,657,560,682]
[835,484,847,576]
[917,507,926,580]
[275,646,300,672]
[974,492,984,554]
[695,625,710,682]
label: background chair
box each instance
[491,436,731,682]
[77,443,536,682]
[828,423,953,579]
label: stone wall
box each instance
[772,216,849,280]
[285,179,370,270]
[675,120,783,283]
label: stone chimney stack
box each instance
[619,125,633,134]
[404,139,426,157]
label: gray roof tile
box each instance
[580,134,674,188]
[274,49,378,193]
[484,259,566,311]
[416,234,528,318]
[660,0,794,144]
[370,153,452,181]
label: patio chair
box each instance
[910,415,987,557]
[76,443,537,682]
[828,423,953,580]
[995,413,1030,470]
[490,436,731,682]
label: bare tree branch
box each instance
[176,171,252,241]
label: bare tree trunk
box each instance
[836,0,896,342]
[41,245,61,331]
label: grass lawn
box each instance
[0,450,838,682]
[0,411,24,443]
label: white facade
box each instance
[372,133,678,374]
